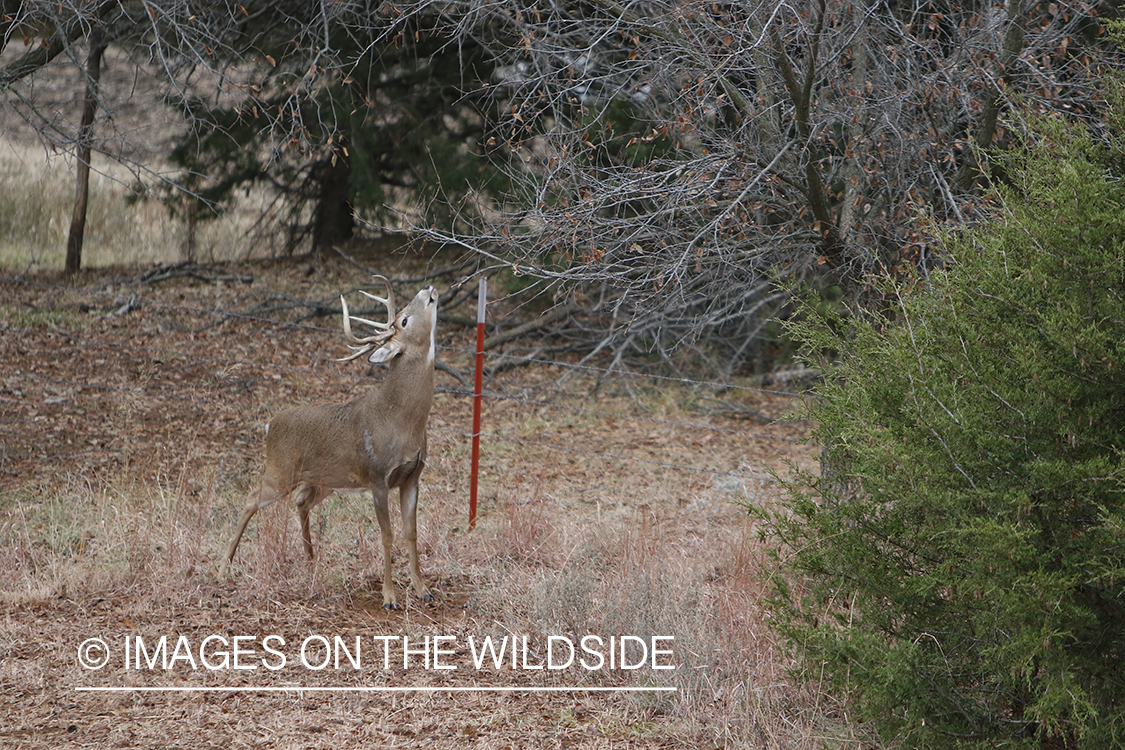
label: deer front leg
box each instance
[219,502,258,579]
[399,469,432,603]
[371,483,398,609]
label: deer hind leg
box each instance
[399,468,432,602]
[219,478,283,578]
[295,485,329,560]
[371,483,398,609]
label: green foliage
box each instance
[160,97,265,221]
[769,99,1125,748]
[573,97,676,170]
[341,33,505,231]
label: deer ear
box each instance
[368,340,403,363]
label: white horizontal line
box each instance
[75,686,676,694]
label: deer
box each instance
[219,276,438,609]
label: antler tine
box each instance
[361,275,396,323]
[338,276,398,362]
[347,313,390,331]
[339,295,390,361]
[338,345,375,363]
[357,292,393,327]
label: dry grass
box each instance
[0,143,281,269]
[0,261,857,748]
[1,460,844,748]
[460,446,845,748]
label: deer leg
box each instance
[219,480,279,578]
[371,483,398,609]
[295,485,328,560]
[399,468,432,602]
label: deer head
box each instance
[341,275,436,366]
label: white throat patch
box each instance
[428,305,437,365]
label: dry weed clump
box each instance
[1,469,220,602]
[461,477,853,749]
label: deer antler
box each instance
[339,275,397,362]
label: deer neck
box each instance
[365,352,434,429]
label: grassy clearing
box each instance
[0,399,850,748]
[0,144,276,269]
[464,463,850,748]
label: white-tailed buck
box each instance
[219,277,437,609]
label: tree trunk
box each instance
[953,0,1028,192]
[770,0,845,271]
[838,0,869,248]
[65,29,108,275]
[310,138,354,257]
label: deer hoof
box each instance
[421,593,435,602]
[383,601,399,610]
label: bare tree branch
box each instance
[385,0,1117,375]
[0,2,109,89]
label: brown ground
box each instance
[0,256,818,749]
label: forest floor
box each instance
[0,255,845,749]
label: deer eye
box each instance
[400,315,410,327]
